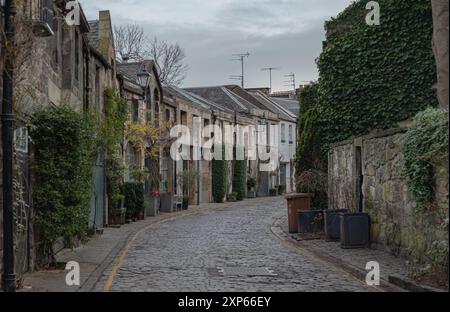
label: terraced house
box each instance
[0,0,298,287]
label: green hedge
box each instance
[317,0,437,149]
[30,105,97,263]
[212,145,227,203]
[232,145,246,201]
[123,182,145,219]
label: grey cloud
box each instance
[80,0,353,91]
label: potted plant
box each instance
[277,185,286,195]
[229,192,238,202]
[178,169,199,208]
[269,188,278,197]
[182,196,190,210]
[146,190,160,217]
[247,177,257,198]
[297,210,324,234]
[160,192,174,213]
[108,193,126,226]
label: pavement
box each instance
[20,196,434,292]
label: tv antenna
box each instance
[284,73,296,91]
[229,52,250,88]
[261,67,280,93]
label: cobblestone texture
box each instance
[97,197,373,292]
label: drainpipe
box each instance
[1,0,17,292]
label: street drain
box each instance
[217,267,276,277]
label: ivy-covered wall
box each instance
[318,0,438,149]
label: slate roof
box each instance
[248,91,297,122]
[117,61,155,83]
[269,97,300,117]
[185,86,259,113]
[86,20,100,51]
[224,85,272,111]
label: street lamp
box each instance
[1,0,17,292]
[137,66,150,88]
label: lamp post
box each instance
[1,0,17,292]
[137,65,151,193]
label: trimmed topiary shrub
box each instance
[212,145,227,203]
[232,145,246,201]
[123,182,145,219]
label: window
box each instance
[165,109,171,122]
[289,125,293,144]
[281,124,286,143]
[132,99,139,122]
[14,127,29,154]
[95,66,101,108]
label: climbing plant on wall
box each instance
[403,108,449,208]
[317,0,438,150]
[299,82,319,116]
[30,105,97,265]
[101,88,128,210]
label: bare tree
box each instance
[148,37,189,86]
[114,24,147,62]
[113,25,189,86]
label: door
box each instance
[355,146,364,212]
[89,154,105,230]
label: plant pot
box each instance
[137,212,145,221]
[182,198,189,210]
[340,213,370,249]
[278,185,286,195]
[269,189,278,197]
[297,210,324,234]
[108,208,126,226]
[324,209,348,241]
[160,193,175,213]
[247,190,256,198]
[146,196,160,217]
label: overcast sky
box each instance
[81,0,353,91]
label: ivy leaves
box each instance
[317,0,437,147]
[403,108,449,207]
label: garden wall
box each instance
[328,128,449,262]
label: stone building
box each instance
[1,0,94,277]
[117,60,163,212]
[186,85,281,197]
[86,11,118,231]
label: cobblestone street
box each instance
[96,197,373,292]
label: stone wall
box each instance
[329,128,449,263]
